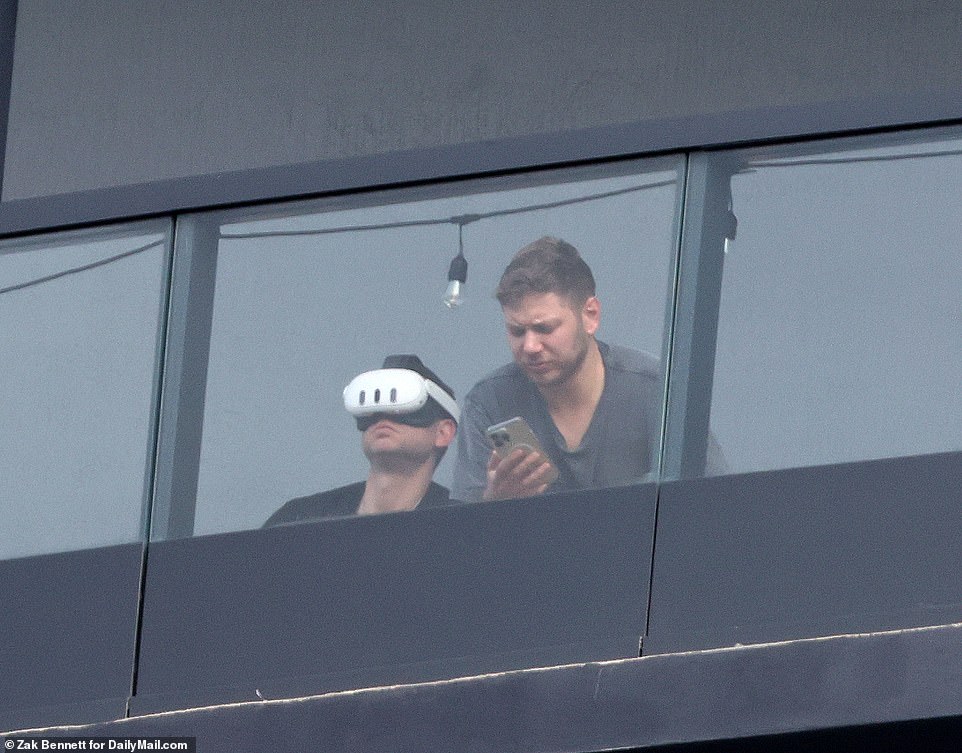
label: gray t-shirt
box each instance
[451,342,665,503]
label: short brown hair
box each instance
[495,236,595,308]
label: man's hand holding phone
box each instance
[483,417,558,501]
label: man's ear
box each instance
[581,295,601,335]
[434,418,457,449]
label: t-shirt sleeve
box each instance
[262,497,311,527]
[261,484,362,526]
[451,390,494,503]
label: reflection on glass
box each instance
[0,222,170,559]
[185,158,684,536]
[707,131,962,474]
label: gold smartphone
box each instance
[485,416,559,484]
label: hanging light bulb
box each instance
[444,253,467,307]
[723,191,738,255]
[443,277,465,308]
[443,218,473,308]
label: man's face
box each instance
[502,292,600,389]
[361,415,456,468]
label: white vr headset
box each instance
[343,368,460,423]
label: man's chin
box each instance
[522,363,555,381]
[528,361,573,384]
[365,448,426,473]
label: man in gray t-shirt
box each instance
[452,340,663,502]
[451,236,723,504]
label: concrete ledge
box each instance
[6,622,962,751]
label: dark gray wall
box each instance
[646,452,962,656]
[132,485,655,715]
[0,544,143,730]
[6,0,962,199]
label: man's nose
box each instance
[522,332,542,353]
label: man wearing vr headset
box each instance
[451,236,724,503]
[264,355,458,525]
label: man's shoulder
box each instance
[601,342,661,380]
[421,481,452,508]
[263,481,365,527]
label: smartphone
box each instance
[485,416,559,484]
